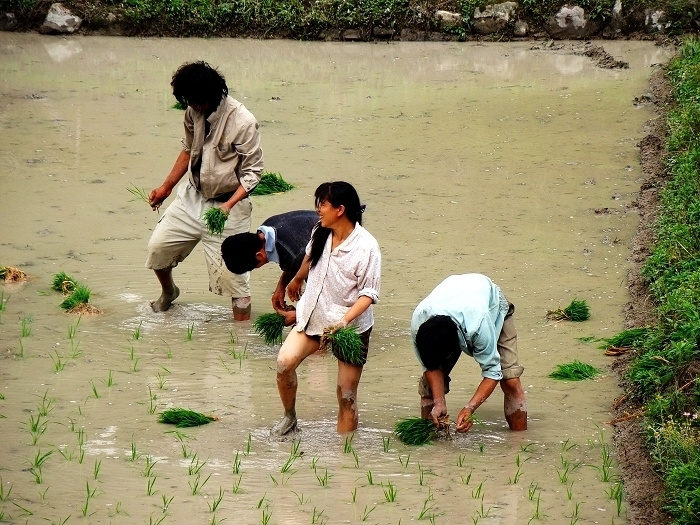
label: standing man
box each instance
[220,210,318,319]
[146,61,264,321]
[411,273,527,432]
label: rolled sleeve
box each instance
[232,117,263,193]
[182,109,195,152]
[357,246,381,304]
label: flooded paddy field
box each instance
[0,35,673,524]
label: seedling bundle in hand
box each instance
[203,207,228,236]
[546,299,590,322]
[548,360,601,380]
[394,416,451,446]
[320,325,364,366]
[251,171,294,196]
[158,408,218,427]
[253,312,286,345]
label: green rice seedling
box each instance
[251,171,294,196]
[549,360,601,381]
[38,486,49,500]
[417,497,435,520]
[394,417,437,446]
[148,386,158,414]
[292,491,309,505]
[186,323,195,341]
[566,501,582,524]
[546,299,590,322]
[399,453,410,468]
[322,326,364,365]
[472,481,484,499]
[51,351,66,372]
[155,372,167,389]
[608,482,624,516]
[127,183,150,205]
[203,207,228,236]
[232,451,242,474]
[132,320,143,340]
[69,339,82,358]
[161,494,174,512]
[315,468,329,487]
[11,501,33,517]
[566,481,574,500]
[232,474,243,494]
[102,370,115,388]
[245,432,252,455]
[361,505,376,521]
[382,436,391,452]
[457,453,466,467]
[89,381,100,399]
[147,476,157,496]
[38,390,55,417]
[257,495,270,509]
[343,433,354,453]
[597,327,650,354]
[351,487,357,502]
[68,316,81,339]
[27,413,47,445]
[253,313,286,345]
[159,408,217,427]
[208,487,224,512]
[476,500,493,518]
[20,315,32,337]
[461,469,474,485]
[366,470,374,485]
[18,338,24,358]
[189,473,212,495]
[261,506,272,525]
[382,481,398,502]
[528,482,539,500]
[148,515,166,525]
[144,456,159,477]
[188,454,208,475]
[311,456,319,470]
[60,285,91,310]
[0,477,13,501]
[508,454,523,484]
[127,436,142,462]
[52,272,77,294]
[561,438,577,451]
[311,507,327,524]
[351,449,359,468]
[93,458,101,480]
[82,481,98,516]
[131,357,140,372]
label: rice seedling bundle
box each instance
[251,171,294,196]
[203,207,228,236]
[60,285,91,310]
[158,408,218,427]
[546,298,590,322]
[52,271,78,294]
[598,327,650,354]
[548,360,601,380]
[394,416,451,445]
[126,183,150,205]
[1,266,27,282]
[320,326,364,366]
[253,312,286,345]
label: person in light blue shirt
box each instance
[411,273,527,433]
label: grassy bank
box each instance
[2,0,700,38]
[624,37,700,525]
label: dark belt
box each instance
[213,191,234,202]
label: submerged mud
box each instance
[0,35,674,523]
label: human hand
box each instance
[274,307,296,327]
[328,319,348,333]
[149,185,171,211]
[429,398,447,427]
[271,289,287,311]
[219,202,233,215]
[287,277,304,302]
[455,406,475,433]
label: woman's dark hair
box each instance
[221,232,264,274]
[171,61,228,110]
[415,315,460,370]
[309,181,363,268]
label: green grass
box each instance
[547,299,590,321]
[394,417,436,446]
[158,408,217,427]
[127,182,150,204]
[250,171,294,196]
[203,207,228,236]
[52,272,78,294]
[253,312,286,345]
[59,285,91,310]
[548,360,601,381]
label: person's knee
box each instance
[337,385,358,408]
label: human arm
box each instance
[455,377,499,432]
[272,270,296,311]
[424,369,448,426]
[333,296,374,329]
[287,255,311,302]
[218,185,249,214]
[149,149,190,210]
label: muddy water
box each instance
[0,34,672,524]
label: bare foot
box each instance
[271,414,298,436]
[151,285,180,312]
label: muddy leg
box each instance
[500,377,527,431]
[337,361,363,433]
[232,296,251,321]
[151,268,180,312]
[420,396,434,420]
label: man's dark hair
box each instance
[415,315,460,370]
[221,232,264,274]
[171,61,228,110]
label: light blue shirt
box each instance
[411,274,509,381]
[258,225,280,265]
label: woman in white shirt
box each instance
[271,181,381,436]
